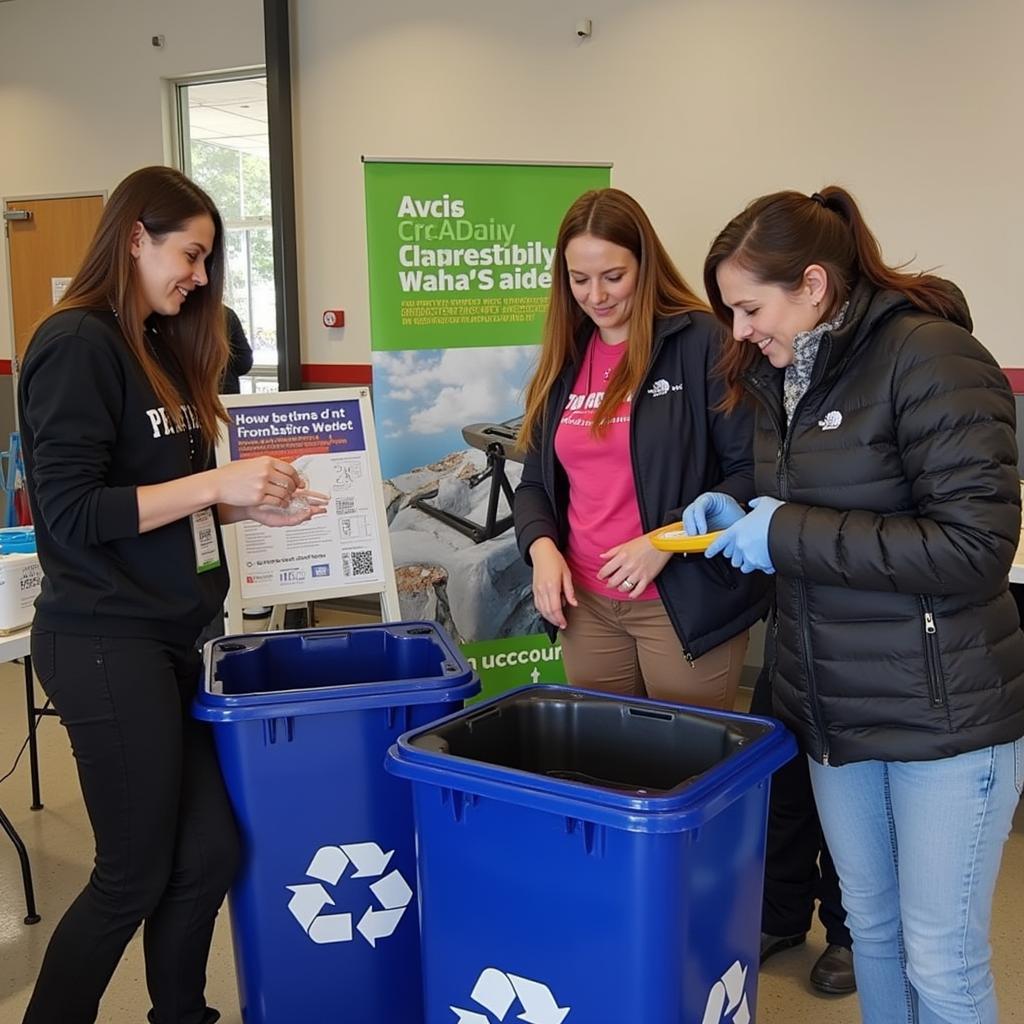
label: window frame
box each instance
[169,68,281,384]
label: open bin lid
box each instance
[193,622,479,723]
[386,685,797,833]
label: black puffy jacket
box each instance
[515,311,771,660]
[747,281,1024,765]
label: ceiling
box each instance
[184,77,268,156]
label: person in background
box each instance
[688,185,1024,1024]
[220,304,253,394]
[513,188,769,708]
[18,165,325,1024]
[750,663,854,995]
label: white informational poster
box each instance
[216,387,400,630]
[51,276,72,305]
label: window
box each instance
[176,74,278,393]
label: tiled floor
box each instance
[1,649,1022,1023]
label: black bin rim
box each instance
[388,684,797,829]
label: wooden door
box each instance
[5,194,104,368]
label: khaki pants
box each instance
[559,586,749,710]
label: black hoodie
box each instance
[743,280,1024,765]
[19,308,229,645]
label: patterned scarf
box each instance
[783,302,848,424]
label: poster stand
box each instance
[215,387,400,633]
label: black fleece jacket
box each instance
[514,311,770,660]
[19,308,228,645]
[746,281,1024,765]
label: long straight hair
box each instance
[704,186,965,411]
[518,188,708,446]
[39,165,229,443]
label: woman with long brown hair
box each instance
[689,185,1024,1023]
[17,165,324,1024]
[513,188,768,705]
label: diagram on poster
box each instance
[216,388,400,626]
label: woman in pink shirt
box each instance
[514,188,768,707]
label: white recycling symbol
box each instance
[285,842,413,947]
[701,960,750,1024]
[451,967,570,1024]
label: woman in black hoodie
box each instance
[18,166,324,1024]
[687,186,1024,1024]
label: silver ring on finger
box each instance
[621,578,635,590]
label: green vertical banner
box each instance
[365,160,610,697]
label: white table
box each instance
[0,625,31,659]
[0,626,42,924]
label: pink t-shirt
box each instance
[553,332,657,601]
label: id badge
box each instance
[190,507,222,574]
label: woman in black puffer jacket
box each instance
[686,186,1024,1024]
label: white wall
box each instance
[0,0,264,362]
[292,0,1024,368]
[2,0,1022,371]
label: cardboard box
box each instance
[0,552,41,634]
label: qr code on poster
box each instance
[342,550,374,577]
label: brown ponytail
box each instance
[35,166,229,445]
[705,186,964,411]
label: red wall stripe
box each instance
[301,363,372,386]
[1003,368,1024,395]
[0,360,373,383]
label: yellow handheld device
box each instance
[649,524,723,553]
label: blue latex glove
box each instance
[705,496,785,574]
[681,492,745,535]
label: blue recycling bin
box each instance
[192,622,480,1024]
[385,685,796,1024]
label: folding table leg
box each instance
[25,656,43,810]
[0,803,41,924]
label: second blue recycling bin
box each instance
[193,622,479,1024]
[386,685,796,1024]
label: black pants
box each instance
[22,631,240,1024]
[752,665,851,947]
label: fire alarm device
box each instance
[323,310,345,328]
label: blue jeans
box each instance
[808,741,1023,1024]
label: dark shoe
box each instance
[810,943,856,995]
[760,931,807,964]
